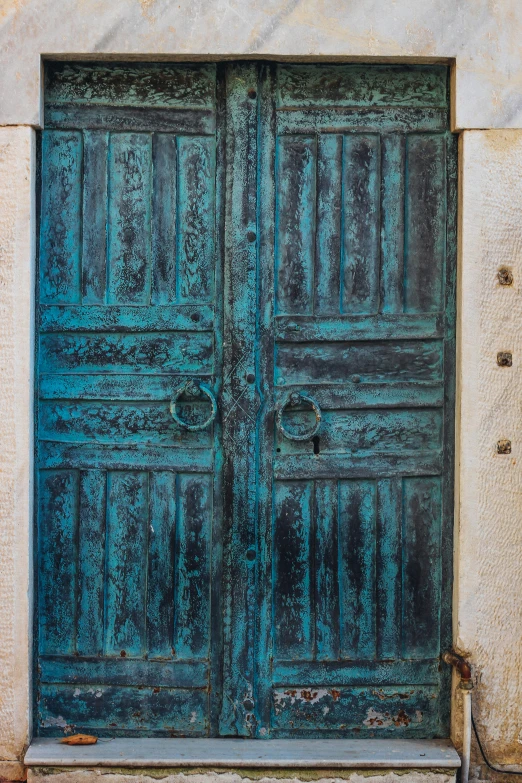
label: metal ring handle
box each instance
[170,380,218,431]
[276,391,322,442]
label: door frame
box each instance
[32,59,458,739]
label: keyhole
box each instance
[312,435,320,455]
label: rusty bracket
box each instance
[497,439,512,454]
[497,352,513,367]
[498,267,514,286]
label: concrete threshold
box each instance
[25,738,461,769]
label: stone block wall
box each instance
[0,127,35,781]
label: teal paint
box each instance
[36,61,456,739]
[37,62,221,738]
[219,63,260,737]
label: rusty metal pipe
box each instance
[443,652,473,783]
[461,689,472,783]
[443,651,472,685]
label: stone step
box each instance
[25,738,461,783]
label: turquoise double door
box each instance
[36,62,456,738]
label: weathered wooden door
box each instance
[36,62,455,738]
[253,64,456,739]
[36,63,223,736]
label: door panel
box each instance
[218,63,260,737]
[257,63,456,738]
[36,63,221,736]
[36,61,455,739]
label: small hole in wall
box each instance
[313,435,320,455]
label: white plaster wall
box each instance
[0,127,35,777]
[457,130,522,766]
[0,0,522,129]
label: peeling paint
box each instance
[41,714,75,733]
[273,689,333,709]
[372,690,415,701]
[363,707,423,729]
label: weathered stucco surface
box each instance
[0,0,522,129]
[457,130,522,766]
[0,127,35,776]
[26,769,457,783]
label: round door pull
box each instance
[170,379,218,431]
[276,391,322,442]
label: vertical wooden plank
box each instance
[107,133,152,304]
[77,470,106,656]
[402,476,442,659]
[38,470,78,655]
[105,471,148,657]
[404,134,446,313]
[151,134,177,305]
[219,63,259,737]
[40,130,82,304]
[254,61,278,738]
[380,134,405,313]
[339,480,376,660]
[208,62,226,736]
[273,480,313,660]
[314,480,340,661]
[82,131,108,303]
[177,136,216,303]
[275,135,315,315]
[376,478,401,660]
[341,134,380,314]
[439,129,459,735]
[173,474,211,659]
[315,134,343,316]
[147,471,176,658]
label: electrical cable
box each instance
[471,709,522,776]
